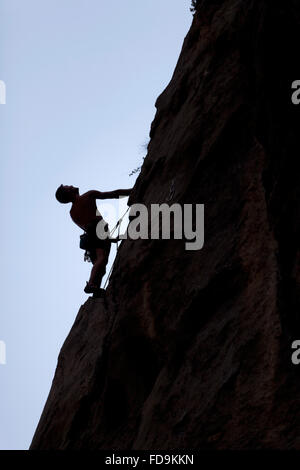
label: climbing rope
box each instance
[103,207,130,289]
[109,206,130,237]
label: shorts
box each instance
[85,218,111,250]
[80,218,111,263]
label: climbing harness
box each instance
[80,208,130,265]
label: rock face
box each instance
[31,0,300,449]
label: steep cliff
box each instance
[31,0,300,449]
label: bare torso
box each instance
[69,192,101,231]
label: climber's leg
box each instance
[87,247,107,288]
[86,241,111,290]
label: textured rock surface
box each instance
[31,0,300,449]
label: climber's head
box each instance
[55,184,79,204]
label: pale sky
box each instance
[0,0,192,449]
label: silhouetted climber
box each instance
[55,185,132,295]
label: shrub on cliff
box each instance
[190,0,199,14]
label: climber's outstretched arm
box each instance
[86,189,132,199]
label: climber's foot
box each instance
[84,282,106,298]
[84,282,99,294]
